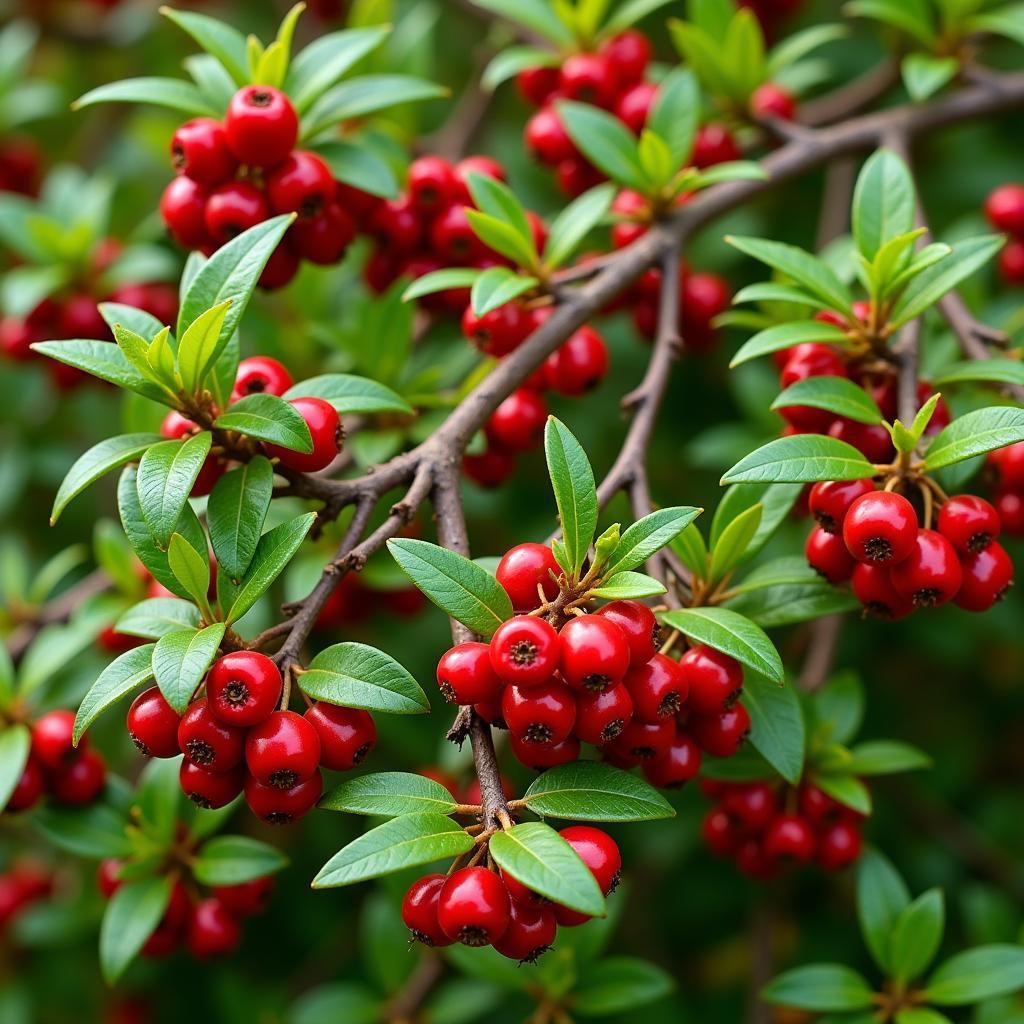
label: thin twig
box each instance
[5,569,110,661]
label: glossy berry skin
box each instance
[624,653,688,722]
[407,156,458,215]
[851,563,913,620]
[437,867,511,946]
[402,874,453,947]
[463,446,515,488]
[984,183,1024,234]
[493,901,557,963]
[843,491,919,566]
[244,770,322,824]
[266,150,335,219]
[735,838,778,881]
[127,687,181,758]
[264,396,342,472]
[703,809,738,856]
[179,761,245,809]
[559,53,619,107]
[574,682,633,745]
[722,783,778,833]
[607,717,675,762]
[689,703,750,758]
[614,82,657,134]
[212,876,274,916]
[160,176,210,248]
[692,123,741,168]
[999,237,1024,285]
[559,615,630,693]
[290,204,356,264]
[954,542,1014,612]
[245,710,321,789]
[516,65,560,107]
[486,389,547,453]
[204,181,269,244]
[829,418,895,464]
[510,732,580,770]
[937,495,1000,554]
[561,826,621,895]
[543,327,608,395]
[369,196,422,253]
[762,814,816,864]
[797,784,846,828]
[170,118,237,184]
[502,681,575,745]
[178,700,245,773]
[816,821,863,871]
[496,543,561,612]
[51,749,106,805]
[643,733,701,788]
[525,107,576,166]
[436,642,502,704]
[489,616,560,687]
[187,899,241,958]
[750,82,796,120]
[430,203,485,263]
[224,86,298,167]
[258,241,299,291]
[806,525,856,583]
[96,858,123,899]
[31,710,79,770]
[206,652,282,728]
[232,356,293,401]
[890,529,963,608]
[780,343,847,386]
[809,479,875,534]
[595,601,659,667]
[462,302,528,358]
[6,757,45,811]
[991,440,1024,490]
[303,703,376,771]
[679,645,743,715]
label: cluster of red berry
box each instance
[0,136,40,195]
[97,853,274,959]
[806,486,1015,616]
[125,650,375,824]
[0,860,52,930]
[986,442,1024,538]
[4,710,106,813]
[159,355,342,495]
[161,86,366,289]
[402,826,620,963]
[984,182,1024,286]
[702,779,863,880]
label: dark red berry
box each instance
[509,732,580,770]
[5,757,45,812]
[290,204,356,264]
[50,749,106,805]
[890,529,963,608]
[461,301,529,357]
[852,563,913,620]
[559,53,618,107]
[178,700,245,773]
[502,680,576,745]
[624,653,688,722]
[304,703,376,771]
[516,65,560,107]
[806,525,857,583]
[991,441,1024,490]
[205,652,282,728]
[160,176,210,249]
[97,858,123,899]
[231,356,293,401]
[430,203,486,263]
[722,782,778,833]
[212,875,274,916]
[127,687,181,758]
[485,389,547,452]
[31,710,79,770]
[496,543,561,613]
[553,826,620,926]
[368,195,422,253]
[595,600,660,667]
[607,716,675,762]
[843,491,919,565]
[692,123,741,168]
[453,155,506,201]
[797,784,846,827]
[186,898,241,958]
[257,240,299,290]
[543,326,608,395]
[829,418,895,463]
[642,733,701,788]
[437,867,511,946]
[816,821,863,871]
[244,770,322,824]
[224,86,298,167]
[937,494,1000,554]
[493,900,556,963]
[999,237,1024,284]
[436,642,502,704]
[599,29,651,85]
[954,542,1014,612]
[689,703,750,758]
[762,814,816,863]
[995,489,1024,535]
[179,760,245,809]
[525,107,576,166]
[985,183,1024,234]
[750,82,796,120]
[614,81,657,134]
[402,874,454,947]
[245,710,321,788]
[264,396,342,472]
[679,645,742,715]
[266,150,334,219]
[574,682,633,745]
[463,445,516,488]
[204,180,269,244]
[702,808,738,856]
[170,118,237,184]
[559,615,630,693]
[408,155,458,215]
[489,615,560,687]
[808,479,875,534]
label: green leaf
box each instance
[767,22,847,75]
[388,538,513,639]
[402,268,482,301]
[543,183,616,271]
[98,302,167,343]
[467,0,574,45]
[285,373,412,415]
[0,724,31,810]
[301,642,428,715]
[589,571,666,599]
[160,7,250,84]
[852,149,916,262]
[772,377,883,425]
[226,512,316,625]
[152,624,226,713]
[31,340,170,403]
[890,889,945,983]
[672,523,708,580]
[925,406,1024,470]
[845,0,937,45]
[544,417,598,578]
[895,1010,954,1024]
[648,67,700,169]
[711,484,802,558]
[176,299,231,395]
[744,674,804,783]
[490,822,605,916]
[762,964,876,1012]
[482,45,559,90]
[286,26,390,113]
[184,53,236,109]
[522,760,674,822]
[465,173,534,248]
[33,799,134,860]
[602,506,702,578]
[933,359,1024,388]
[845,740,931,776]
[73,77,219,116]
[51,433,161,525]
[812,772,872,815]
[730,319,850,367]
[312,812,474,888]
[968,4,1024,46]
[191,836,288,886]
[902,53,959,101]
[136,434,212,548]
[73,644,156,745]
[287,983,381,1024]
[208,457,273,582]
[709,504,762,582]
[926,945,1024,1005]
[732,282,825,307]
[464,210,539,270]
[100,875,174,984]
[557,100,648,193]
[661,607,783,682]
[0,645,13,709]
[320,772,459,817]
[115,598,201,640]
[167,533,212,612]
[470,267,539,317]
[313,139,399,199]
[215,393,313,453]
[722,434,875,484]
[857,847,911,972]
[574,956,673,1016]
[303,76,448,137]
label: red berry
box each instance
[170,118,237,184]
[543,326,608,395]
[493,900,556,963]
[437,867,511,946]
[679,645,743,716]
[702,808,738,856]
[486,389,547,452]
[624,653,688,722]
[509,733,580,770]
[461,302,529,357]
[180,760,245,809]
[453,156,506,201]
[473,696,505,728]
[984,183,1024,234]
[559,54,618,107]
[559,615,630,693]
[178,700,245,773]
[0,317,34,361]
[266,150,334,219]
[127,687,181,758]
[806,525,856,583]
[736,837,778,880]
[264,396,342,472]
[304,703,376,771]
[224,86,298,167]
[574,682,633,745]
[232,356,293,402]
[1000,237,1024,285]
[5,757,45,812]
[50,749,106,805]
[606,716,675,762]
[780,343,847,386]
[816,821,863,871]
[259,240,301,290]
[560,825,620,895]
[141,917,183,959]
[212,875,274,916]
[502,681,576,745]
[430,204,486,263]
[463,446,516,488]
[369,195,422,253]
[244,770,322,824]
[30,710,79,770]
[954,542,1014,612]
[97,858,123,899]
[808,479,875,534]
[890,529,963,608]
[525,107,576,166]
[991,441,1024,490]
[160,176,210,249]
[614,81,657,134]
[762,814,816,863]
[843,491,919,565]
[245,710,321,789]
[689,703,750,758]
[722,783,778,833]
[204,180,269,245]
[436,642,502,704]
[642,733,701,788]
[407,156,458,215]
[59,294,109,340]
[489,615,560,687]
[402,874,454,947]
[290,204,356,264]
[205,652,282,728]
[829,418,895,464]
[595,600,660,667]
[187,898,241,958]
[851,563,913,620]
[750,82,796,120]
[797,784,846,828]
[599,29,651,86]
[937,494,1000,554]
[995,489,1024,535]
[516,65,560,107]
[692,123,741,168]
[682,273,731,327]
[496,543,561,612]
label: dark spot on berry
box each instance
[864,536,894,562]
[911,588,942,608]
[265,811,293,825]
[185,739,215,766]
[129,734,150,757]
[600,719,625,742]
[457,925,490,947]
[250,89,272,108]
[438,680,457,703]
[353,743,371,766]
[409,929,435,947]
[243,378,267,394]
[223,680,249,707]
[524,723,553,743]
[187,792,212,809]
[968,531,992,553]
[269,769,299,789]
[657,693,682,717]
[862,601,895,621]
[582,673,611,693]
[813,510,837,534]
[630,745,656,760]
[171,144,186,172]
[651,625,663,651]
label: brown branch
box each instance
[383,949,445,1024]
[746,899,776,1024]
[801,59,901,126]
[796,614,844,692]
[5,569,110,661]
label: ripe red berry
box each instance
[266,150,335,219]
[489,615,560,687]
[574,682,633,745]
[692,123,741,168]
[689,703,750,758]
[224,86,298,167]
[304,703,376,771]
[750,82,796,120]
[937,494,1001,554]
[436,642,502,704]
[5,757,45,812]
[31,710,79,770]
[954,542,1014,612]
[127,687,181,758]
[851,562,913,620]
[516,65,560,107]
[984,183,1024,234]
[264,396,342,472]
[642,732,701,788]
[170,118,237,184]
[0,316,34,361]
[232,356,293,402]
[816,821,863,871]
[559,53,618,107]
[407,155,458,215]
[995,489,1024,535]
[797,784,846,827]
[141,917,184,959]
[510,732,581,770]
[50,749,106,805]
[204,180,269,244]
[595,600,660,667]
[290,203,356,264]
[735,837,778,880]
[187,898,241,958]
[96,858,123,899]
[1000,237,1024,285]
[245,710,321,788]
[543,326,609,395]
[212,875,274,916]
[806,525,856,583]
[463,445,516,488]
[430,203,486,263]
[679,645,742,716]
[160,176,210,249]
[402,874,454,947]
[178,700,244,773]
[624,653,688,722]
[368,195,422,253]
[502,680,576,745]
[205,652,282,728]
[890,529,963,608]
[722,783,778,833]
[179,760,245,809]
[829,418,895,463]
[461,302,529,358]
[614,81,657,134]
[607,716,675,762]
[702,808,738,856]
[453,155,505,198]
[493,900,557,963]
[991,441,1024,490]
[843,491,919,565]
[525,107,576,166]
[559,615,630,693]
[437,867,511,946]
[682,273,731,328]
[59,294,109,340]
[496,543,561,612]
[599,29,651,85]
[808,479,875,534]
[244,770,322,824]
[762,814,816,863]
[486,389,548,453]
[780,343,847,386]
[257,241,298,290]
[560,825,620,895]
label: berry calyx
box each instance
[245,710,321,789]
[489,616,560,688]
[851,562,913,620]
[232,356,293,401]
[244,770,322,824]
[179,761,245,809]
[558,615,630,693]
[624,653,688,722]
[177,700,245,773]
[889,529,963,608]
[437,867,511,946]
[493,901,557,963]
[574,682,633,745]
[206,651,283,727]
